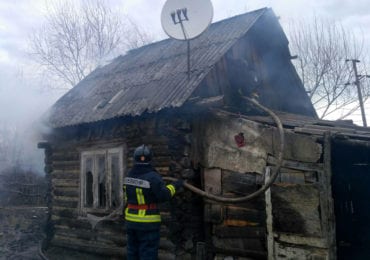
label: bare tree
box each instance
[29,0,152,88]
[287,16,370,120]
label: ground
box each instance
[0,206,47,260]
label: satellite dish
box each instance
[161,0,213,40]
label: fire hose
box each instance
[163,96,285,203]
[80,97,285,231]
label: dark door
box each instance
[332,140,370,259]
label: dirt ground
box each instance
[0,206,48,260]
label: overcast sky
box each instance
[0,0,369,171]
[1,1,370,77]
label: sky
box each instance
[0,0,369,171]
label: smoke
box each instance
[0,64,62,174]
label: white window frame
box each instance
[79,146,124,214]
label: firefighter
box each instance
[124,144,183,260]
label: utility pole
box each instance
[346,59,368,127]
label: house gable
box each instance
[189,10,316,117]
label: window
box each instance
[80,147,124,213]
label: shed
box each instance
[39,8,370,259]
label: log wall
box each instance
[43,113,203,259]
[42,110,336,259]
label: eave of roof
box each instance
[244,111,370,140]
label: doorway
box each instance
[331,140,370,259]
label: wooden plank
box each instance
[193,95,224,107]
[52,169,80,174]
[223,219,260,227]
[217,195,265,211]
[272,130,322,162]
[273,242,328,259]
[225,206,264,224]
[294,127,327,136]
[204,168,222,195]
[265,168,274,260]
[278,168,305,184]
[53,187,79,197]
[52,206,79,218]
[214,226,265,238]
[53,160,80,166]
[303,124,356,133]
[276,233,328,248]
[295,127,370,140]
[321,133,337,259]
[222,171,259,195]
[212,236,266,258]
[52,215,124,231]
[52,161,80,171]
[53,198,78,208]
[52,179,79,187]
[271,184,321,236]
[52,170,80,179]
[267,155,323,172]
[51,152,80,161]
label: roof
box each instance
[46,8,271,128]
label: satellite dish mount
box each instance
[171,8,189,40]
[161,0,213,80]
[171,8,191,79]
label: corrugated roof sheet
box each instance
[47,8,269,128]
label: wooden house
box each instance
[38,8,370,259]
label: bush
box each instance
[0,167,47,206]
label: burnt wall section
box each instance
[203,168,267,259]
[197,112,333,259]
[266,129,329,260]
[196,113,269,258]
[42,113,202,259]
[189,11,316,118]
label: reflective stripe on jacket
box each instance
[124,164,177,227]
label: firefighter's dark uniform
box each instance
[124,162,181,260]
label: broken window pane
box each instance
[85,158,93,207]
[97,155,106,208]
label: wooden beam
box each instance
[214,226,265,238]
[321,133,337,259]
[276,233,328,248]
[267,155,323,172]
[194,95,224,106]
